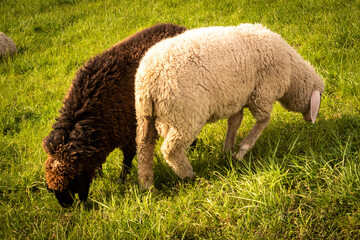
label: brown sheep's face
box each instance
[44,151,90,208]
[53,174,90,208]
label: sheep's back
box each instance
[136,24,293,124]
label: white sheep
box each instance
[0,32,17,57]
[135,23,325,190]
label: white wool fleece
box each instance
[135,23,324,189]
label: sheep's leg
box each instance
[223,109,244,153]
[232,117,270,161]
[137,116,157,190]
[161,128,196,180]
[118,150,135,182]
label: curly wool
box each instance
[43,23,187,193]
[135,23,325,189]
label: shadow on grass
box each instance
[55,113,360,207]
[152,113,360,190]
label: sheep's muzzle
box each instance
[49,175,90,208]
[302,112,312,122]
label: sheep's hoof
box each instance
[149,185,159,194]
[232,150,246,161]
[190,172,196,180]
[139,175,154,191]
[232,152,240,161]
[183,177,196,185]
[222,144,233,154]
[140,184,158,194]
[183,171,196,181]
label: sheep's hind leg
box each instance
[118,149,135,182]
[223,109,244,153]
[137,116,157,190]
[232,117,270,161]
[161,128,196,180]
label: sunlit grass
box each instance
[1,0,360,238]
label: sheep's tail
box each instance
[135,59,158,117]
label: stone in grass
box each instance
[0,32,17,57]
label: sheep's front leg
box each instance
[137,116,157,190]
[223,109,244,153]
[161,128,196,180]
[232,117,270,161]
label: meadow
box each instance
[1,0,360,238]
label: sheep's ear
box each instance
[310,90,321,123]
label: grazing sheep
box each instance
[135,23,325,190]
[43,23,187,207]
[0,32,17,57]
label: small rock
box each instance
[0,32,17,57]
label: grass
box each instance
[1,0,360,238]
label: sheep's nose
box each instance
[303,112,312,122]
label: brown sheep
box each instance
[43,23,187,207]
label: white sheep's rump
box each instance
[135,23,324,189]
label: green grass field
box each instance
[1,0,360,238]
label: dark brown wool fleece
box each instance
[43,23,187,192]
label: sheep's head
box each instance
[279,72,325,123]
[44,154,91,208]
[43,135,92,208]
